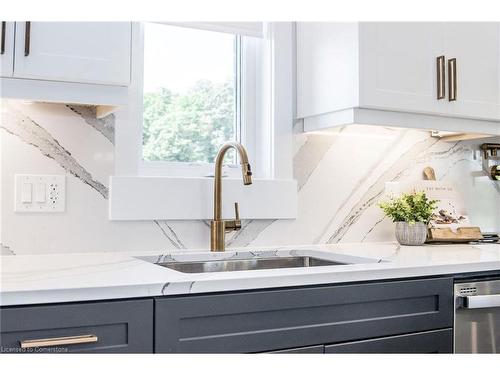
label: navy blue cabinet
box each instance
[0,277,454,354]
[268,345,325,354]
[154,277,453,353]
[324,329,453,353]
[0,299,153,353]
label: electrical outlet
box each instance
[15,174,66,212]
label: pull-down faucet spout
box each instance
[210,142,253,252]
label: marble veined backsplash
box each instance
[1,99,499,255]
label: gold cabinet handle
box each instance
[1,22,6,55]
[448,58,457,101]
[436,55,446,100]
[234,202,240,221]
[24,21,31,57]
[20,334,98,348]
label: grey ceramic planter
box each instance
[395,222,428,246]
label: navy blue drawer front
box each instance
[324,329,453,353]
[154,277,453,353]
[267,345,324,354]
[0,299,153,353]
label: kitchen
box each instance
[1,0,500,373]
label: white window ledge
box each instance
[109,176,297,220]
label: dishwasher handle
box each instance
[460,294,500,309]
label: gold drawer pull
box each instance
[20,334,98,348]
[448,57,457,101]
[436,55,446,99]
[24,21,31,57]
[1,22,6,55]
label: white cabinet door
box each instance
[1,21,15,77]
[359,22,446,115]
[296,22,359,119]
[13,22,131,86]
[444,23,500,120]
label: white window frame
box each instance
[111,22,296,221]
[119,23,261,178]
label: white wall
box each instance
[1,99,499,255]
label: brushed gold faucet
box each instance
[210,141,253,252]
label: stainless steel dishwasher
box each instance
[455,279,500,353]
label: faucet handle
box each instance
[225,202,242,231]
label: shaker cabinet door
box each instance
[0,21,15,77]
[359,22,446,116]
[13,22,131,86]
[154,278,453,353]
[0,299,153,353]
[443,22,500,120]
[296,22,360,119]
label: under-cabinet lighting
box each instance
[431,130,459,138]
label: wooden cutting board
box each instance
[427,227,483,243]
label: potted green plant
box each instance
[378,191,439,246]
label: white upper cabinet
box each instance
[13,22,131,86]
[1,22,15,77]
[358,22,445,116]
[296,22,360,119]
[297,22,500,135]
[1,22,133,107]
[443,23,500,120]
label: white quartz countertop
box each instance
[2,242,500,306]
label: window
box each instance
[111,23,296,220]
[141,23,257,171]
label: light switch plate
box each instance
[15,174,66,212]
